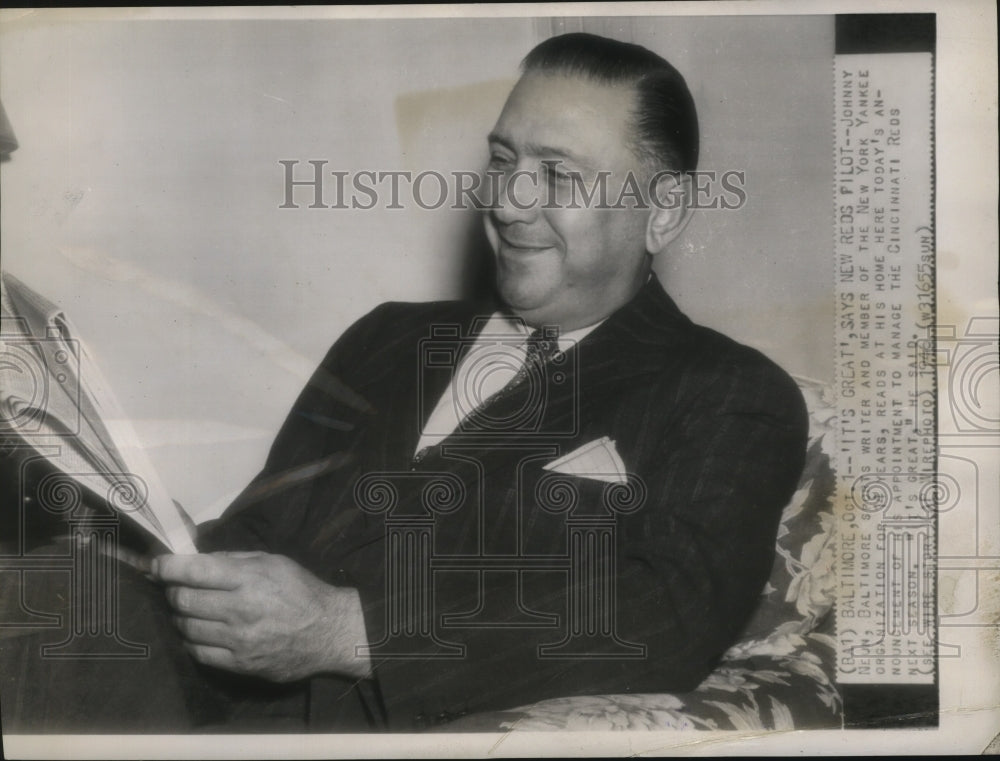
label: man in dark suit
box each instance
[153,33,808,730]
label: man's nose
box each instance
[490,169,542,225]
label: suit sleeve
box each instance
[197,304,391,556]
[607,354,809,690]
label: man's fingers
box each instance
[152,553,244,590]
[165,585,235,622]
[173,615,235,649]
[184,642,238,672]
[217,551,267,559]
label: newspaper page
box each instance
[0,1,996,757]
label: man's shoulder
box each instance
[320,297,495,369]
[677,322,806,415]
[364,298,486,326]
[614,289,795,386]
[685,321,788,375]
[619,306,804,414]
[606,277,799,390]
[344,298,494,344]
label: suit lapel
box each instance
[369,299,500,469]
[579,274,694,374]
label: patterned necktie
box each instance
[486,327,560,402]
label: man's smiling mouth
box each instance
[497,233,553,252]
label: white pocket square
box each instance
[542,436,627,484]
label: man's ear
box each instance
[645,171,694,255]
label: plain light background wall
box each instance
[0,14,833,521]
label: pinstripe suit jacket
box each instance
[201,274,808,730]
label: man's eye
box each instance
[543,166,571,185]
[488,154,514,170]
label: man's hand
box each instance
[152,552,372,683]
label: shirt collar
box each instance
[487,311,604,353]
[488,273,653,351]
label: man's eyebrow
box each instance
[487,132,592,169]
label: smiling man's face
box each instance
[483,71,653,331]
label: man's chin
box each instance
[496,281,552,318]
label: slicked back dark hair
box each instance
[521,32,699,174]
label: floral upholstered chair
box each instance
[447,377,841,732]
